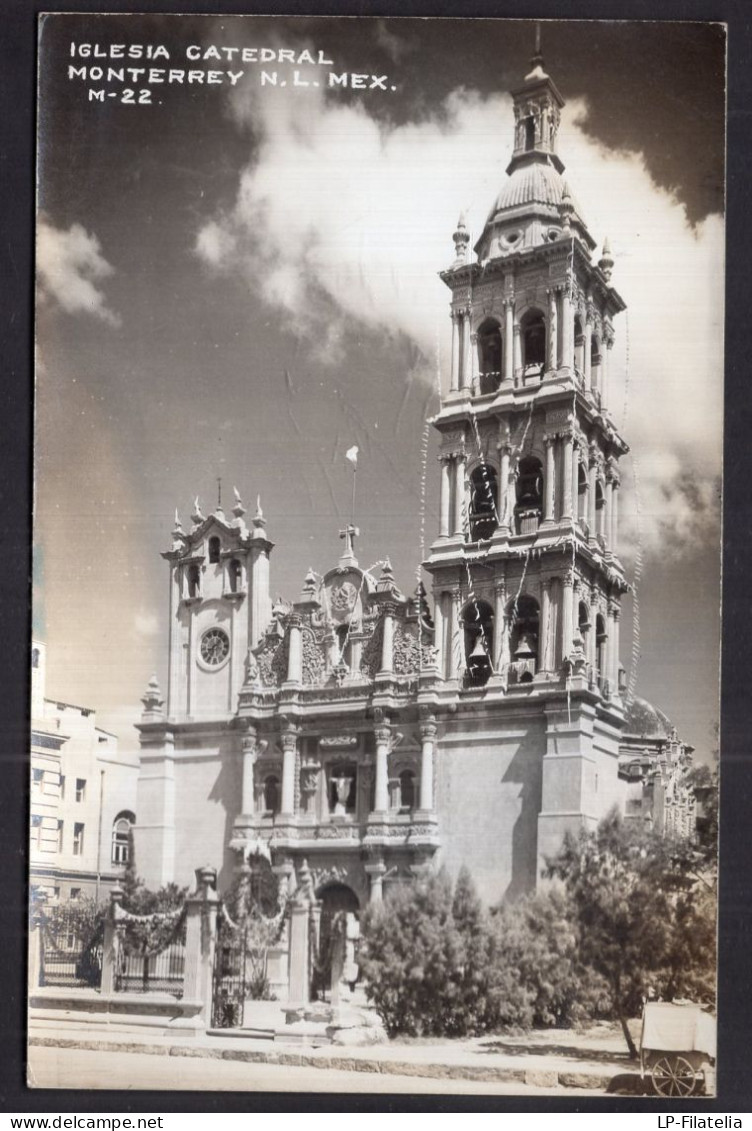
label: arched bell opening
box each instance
[208,536,221,564]
[595,479,606,541]
[515,456,543,534]
[187,565,201,599]
[477,318,503,394]
[521,309,546,375]
[228,558,242,593]
[469,465,499,542]
[508,595,540,682]
[462,599,494,687]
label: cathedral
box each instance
[135,46,688,971]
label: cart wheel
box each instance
[651,1056,701,1097]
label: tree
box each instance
[547,809,716,1057]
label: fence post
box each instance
[100,884,123,995]
[28,893,46,992]
[183,865,219,1025]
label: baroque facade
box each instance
[135,49,689,952]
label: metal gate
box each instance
[211,909,247,1028]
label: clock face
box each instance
[200,628,230,667]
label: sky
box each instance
[34,14,725,758]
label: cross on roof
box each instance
[339,523,359,561]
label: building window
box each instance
[208,536,221,564]
[329,764,357,816]
[70,887,81,900]
[73,822,84,856]
[469,465,498,541]
[59,774,65,800]
[32,768,44,790]
[477,319,502,394]
[31,814,43,850]
[228,558,242,593]
[515,456,543,534]
[335,625,353,670]
[508,594,540,681]
[521,309,546,370]
[75,778,86,802]
[595,613,608,688]
[32,648,40,669]
[399,770,416,812]
[112,811,135,865]
[524,115,535,151]
[187,564,201,599]
[57,819,64,853]
[53,886,60,901]
[462,599,494,687]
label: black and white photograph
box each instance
[29,12,724,1099]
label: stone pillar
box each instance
[543,436,555,522]
[611,481,619,555]
[493,582,507,668]
[433,592,445,676]
[541,579,553,670]
[572,441,581,524]
[562,431,574,521]
[439,457,451,538]
[588,458,597,536]
[592,349,602,400]
[610,606,621,690]
[584,316,593,388]
[507,467,518,535]
[504,300,514,383]
[561,290,574,370]
[280,730,297,816]
[285,615,302,686]
[561,573,574,663]
[513,319,522,381]
[380,603,396,674]
[365,859,386,904]
[450,311,459,393]
[288,901,312,1004]
[28,917,42,991]
[373,722,390,813]
[452,453,466,538]
[469,331,478,393]
[100,885,123,996]
[602,340,611,410]
[460,310,471,391]
[498,444,511,531]
[419,720,437,811]
[448,589,462,679]
[183,866,219,1023]
[241,730,257,816]
[547,289,558,370]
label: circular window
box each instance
[199,627,230,667]
[548,228,561,242]
[504,231,521,246]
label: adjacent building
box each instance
[30,640,139,904]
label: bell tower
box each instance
[424,38,630,880]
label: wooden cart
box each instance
[640,1002,716,1097]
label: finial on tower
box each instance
[525,20,548,81]
[173,508,183,533]
[338,523,359,565]
[232,486,246,519]
[191,496,204,526]
[598,237,614,281]
[251,495,267,536]
[452,213,470,266]
[559,182,574,231]
[302,567,318,598]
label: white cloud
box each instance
[195,79,724,559]
[134,611,159,638]
[37,219,121,326]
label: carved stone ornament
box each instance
[330,582,358,619]
[319,734,359,748]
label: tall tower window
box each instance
[469,465,499,541]
[228,558,242,593]
[263,775,280,816]
[577,462,588,525]
[477,319,502,393]
[32,648,40,669]
[524,115,536,151]
[595,480,606,540]
[462,599,494,687]
[187,565,201,599]
[112,811,135,865]
[335,624,353,670]
[208,536,221,564]
[398,770,416,812]
[521,310,546,370]
[574,316,585,375]
[509,595,540,681]
[515,456,544,534]
[595,613,608,688]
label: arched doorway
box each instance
[314,883,360,1000]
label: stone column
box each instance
[452,453,466,538]
[611,480,619,555]
[498,444,511,531]
[592,349,602,400]
[100,885,123,996]
[419,721,437,811]
[450,311,459,393]
[602,340,612,410]
[460,310,471,391]
[469,331,479,393]
[547,289,558,370]
[507,467,518,535]
[288,900,312,1004]
[541,579,553,670]
[562,431,574,522]
[561,572,574,662]
[241,730,257,816]
[584,315,593,388]
[504,299,514,383]
[447,589,461,679]
[365,859,386,903]
[513,319,522,380]
[380,603,396,674]
[493,582,507,668]
[572,441,581,524]
[543,436,555,522]
[588,458,598,536]
[610,605,621,690]
[433,591,445,676]
[183,866,219,1023]
[561,290,574,370]
[280,730,297,816]
[439,457,451,538]
[373,722,390,813]
[285,614,303,686]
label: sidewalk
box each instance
[29,1013,645,1093]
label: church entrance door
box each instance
[314,883,360,1001]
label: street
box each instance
[28,1045,602,1097]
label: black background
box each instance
[2,0,750,1115]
